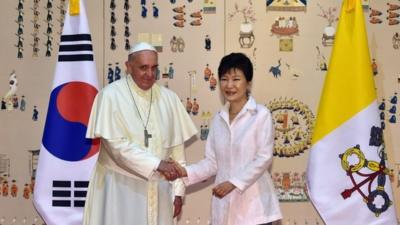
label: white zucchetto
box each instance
[128,42,157,55]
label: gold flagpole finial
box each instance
[345,0,356,12]
[69,0,80,16]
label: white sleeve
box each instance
[102,137,161,179]
[184,124,217,186]
[169,144,186,197]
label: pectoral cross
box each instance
[144,129,152,147]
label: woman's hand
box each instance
[212,181,236,199]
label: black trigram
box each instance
[58,34,93,62]
[52,180,89,207]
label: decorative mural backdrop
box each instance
[0,0,399,224]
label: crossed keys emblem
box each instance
[339,144,393,217]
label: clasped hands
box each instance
[157,159,187,181]
[157,159,236,199]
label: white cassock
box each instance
[83,75,197,225]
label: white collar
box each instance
[219,96,258,123]
[126,75,160,100]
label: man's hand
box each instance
[173,196,183,218]
[157,160,179,181]
[212,181,236,199]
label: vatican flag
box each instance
[306,0,398,224]
[33,0,100,224]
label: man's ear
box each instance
[125,61,131,74]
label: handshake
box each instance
[157,159,187,181]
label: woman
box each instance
[177,53,282,225]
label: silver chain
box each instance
[125,76,153,130]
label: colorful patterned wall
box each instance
[0,0,399,224]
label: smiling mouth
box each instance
[225,91,236,96]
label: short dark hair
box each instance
[217,53,253,81]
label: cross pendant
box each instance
[144,129,152,147]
